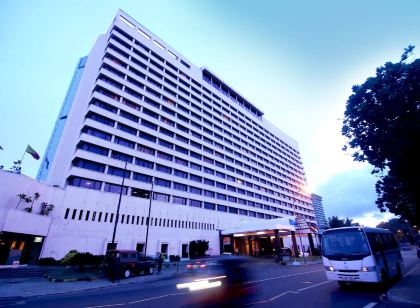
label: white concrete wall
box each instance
[0,171,254,260]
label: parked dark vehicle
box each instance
[104,250,156,279]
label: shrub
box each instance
[38,257,59,266]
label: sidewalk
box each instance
[386,262,420,305]
[0,264,183,299]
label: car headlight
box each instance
[324,266,334,271]
[361,266,376,272]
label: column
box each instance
[291,231,299,257]
[274,230,281,257]
[247,236,253,256]
[308,233,315,255]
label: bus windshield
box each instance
[322,229,371,260]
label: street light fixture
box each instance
[111,162,128,248]
[144,180,154,256]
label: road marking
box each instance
[297,280,333,292]
[86,292,189,308]
[362,302,377,308]
[246,269,323,284]
[300,281,312,284]
[247,280,334,305]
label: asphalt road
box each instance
[17,250,419,308]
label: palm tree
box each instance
[16,193,27,209]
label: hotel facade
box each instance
[0,10,316,264]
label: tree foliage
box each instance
[327,216,355,229]
[342,46,420,226]
[377,218,415,243]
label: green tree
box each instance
[327,216,354,229]
[342,46,420,226]
[377,218,415,243]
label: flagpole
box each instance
[21,146,27,163]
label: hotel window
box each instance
[160,127,174,137]
[190,174,202,182]
[173,196,187,205]
[107,166,130,178]
[137,145,155,155]
[215,171,225,179]
[141,119,158,130]
[189,200,202,208]
[173,182,188,191]
[143,108,159,119]
[204,202,216,210]
[216,193,226,200]
[156,164,172,174]
[175,145,188,154]
[190,186,202,195]
[216,182,226,189]
[73,158,105,173]
[78,142,109,156]
[204,167,214,175]
[228,196,237,202]
[117,123,137,135]
[176,134,188,143]
[204,190,215,198]
[155,178,171,188]
[217,205,227,212]
[104,183,128,194]
[139,131,157,142]
[135,158,154,169]
[82,126,112,141]
[111,151,133,163]
[174,169,188,178]
[133,173,152,183]
[120,110,139,122]
[190,162,201,171]
[87,112,115,127]
[175,157,188,166]
[190,151,201,160]
[157,151,173,161]
[176,123,189,133]
[204,178,214,186]
[229,207,238,214]
[114,136,135,149]
[68,177,102,190]
[153,192,170,202]
[158,139,173,149]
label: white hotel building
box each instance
[0,10,316,265]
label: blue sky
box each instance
[1,0,419,226]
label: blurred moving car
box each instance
[178,256,257,307]
[104,250,156,279]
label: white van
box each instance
[322,227,404,287]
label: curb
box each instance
[43,274,98,283]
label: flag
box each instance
[309,225,319,234]
[26,145,40,160]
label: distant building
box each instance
[311,194,328,230]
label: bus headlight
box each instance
[325,266,334,271]
[361,266,376,272]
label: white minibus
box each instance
[322,227,404,287]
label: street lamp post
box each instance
[111,162,128,248]
[144,180,154,256]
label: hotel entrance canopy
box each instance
[221,217,297,236]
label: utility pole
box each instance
[144,180,154,255]
[111,162,128,248]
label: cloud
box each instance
[316,166,380,219]
[352,211,396,228]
